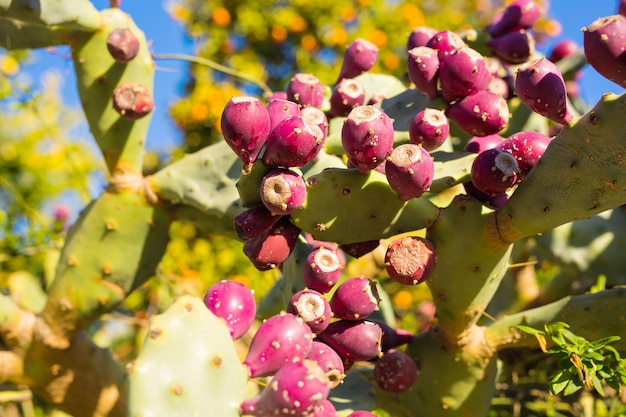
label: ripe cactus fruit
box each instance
[337,38,379,81]
[312,399,338,416]
[384,144,435,201]
[339,240,381,259]
[221,96,271,166]
[242,216,301,271]
[243,311,314,378]
[465,133,505,153]
[426,29,466,59]
[203,280,257,340]
[111,81,154,120]
[406,25,439,50]
[234,206,283,240]
[262,115,325,168]
[329,276,381,320]
[301,106,329,139]
[267,98,301,133]
[514,57,574,125]
[438,46,491,103]
[286,73,325,108]
[287,289,333,334]
[346,412,377,417]
[487,0,542,38]
[341,105,395,173]
[306,340,346,388]
[487,29,535,65]
[106,27,139,62]
[407,46,440,98]
[548,38,579,63]
[384,236,437,285]
[445,90,510,137]
[408,108,450,151]
[373,349,419,393]
[583,15,626,88]
[302,246,344,294]
[495,130,551,176]
[470,148,519,196]
[316,319,382,362]
[260,168,307,215]
[328,78,366,118]
[240,359,331,417]
[369,319,414,351]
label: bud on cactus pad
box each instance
[287,289,333,335]
[302,246,344,294]
[407,46,440,98]
[287,73,325,108]
[262,115,325,168]
[470,148,519,196]
[243,311,314,378]
[408,108,450,151]
[487,0,542,38]
[329,78,366,118]
[445,90,510,137]
[341,105,395,173]
[260,168,307,215]
[203,280,256,340]
[487,29,535,65]
[438,46,491,103]
[306,340,346,389]
[243,216,301,271]
[583,15,626,88]
[385,144,435,201]
[329,276,381,320]
[267,98,301,133]
[384,236,437,285]
[337,38,379,82]
[112,81,154,120]
[106,27,139,63]
[234,206,282,240]
[316,319,382,362]
[240,359,330,417]
[373,349,419,393]
[221,96,271,166]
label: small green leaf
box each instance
[513,324,545,336]
[591,375,605,396]
[563,380,583,396]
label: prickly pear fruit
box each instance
[243,311,314,378]
[463,180,510,209]
[316,319,382,362]
[106,27,139,62]
[287,289,333,335]
[372,349,419,393]
[262,115,325,168]
[329,78,366,118]
[426,29,466,59]
[301,106,329,139]
[221,96,271,166]
[438,46,491,102]
[407,25,439,50]
[203,280,256,340]
[470,148,519,196]
[445,90,510,137]
[240,359,331,417]
[243,216,301,271]
[234,206,282,240]
[384,236,437,285]
[267,98,301,133]
[304,234,347,266]
[337,38,379,82]
[302,247,344,294]
[341,105,395,173]
[495,130,551,176]
[329,276,380,320]
[548,38,579,63]
[287,73,325,108]
[306,340,346,389]
[346,412,377,417]
[408,108,449,151]
[370,319,414,351]
[514,57,574,124]
[260,168,307,215]
[465,133,505,153]
[583,15,626,88]
[407,46,440,98]
[312,399,338,417]
[384,144,435,201]
[112,81,153,120]
[487,0,542,38]
[487,29,535,65]
[620,0,626,18]
[339,240,380,259]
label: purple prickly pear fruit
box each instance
[306,340,345,388]
[203,280,256,340]
[438,46,491,103]
[268,91,289,101]
[495,130,551,176]
[407,46,440,98]
[583,15,626,89]
[240,359,330,416]
[463,180,511,210]
[221,96,271,166]
[234,206,283,240]
[373,349,419,393]
[243,311,314,378]
[385,144,435,201]
[346,412,377,417]
[339,240,380,259]
[329,276,380,320]
[112,82,154,120]
[407,25,439,50]
[515,57,574,124]
[302,246,344,294]
[304,234,347,267]
[408,108,450,151]
[311,399,338,417]
[336,38,379,82]
[445,90,510,137]
[262,115,325,168]
[243,216,301,271]
[487,29,535,65]
[316,319,382,362]
[287,73,325,108]
[548,39,579,63]
[260,168,307,216]
[369,319,414,351]
[465,133,505,153]
[487,0,542,38]
[384,236,437,286]
[620,0,626,18]
[267,98,301,133]
[470,148,519,196]
[341,105,395,173]
[426,29,466,59]
[301,106,329,139]
[328,78,366,118]
[106,28,139,63]
[487,76,511,99]
[287,289,333,335]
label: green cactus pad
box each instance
[0,19,67,49]
[70,8,154,176]
[291,168,441,244]
[128,295,247,417]
[0,0,101,31]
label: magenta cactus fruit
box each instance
[445,90,510,137]
[306,340,345,388]
[243,311,314,378]
[408,108,450,151]
[302,246,344,294]
[287,289,333,335]
[267,98,301,133]
[583,15,626,88]
[369,319,414,351]
[260,168,307,215]
[106,27,139,63]
[496,130,551,176]
[346,412,377,417]
[487,29,535,65]
[203,280,256,340]
[240,359,330,416]
[316,319,382,362]
[329,276,380,321]
[548,38,579,63]
[243,216,301,271]
[407,46,440,98]
[463,180,511,210]
[329,78,366,118]
[287,73,325,108]
[514,57,574,125]
[372,349,419,393]
[311,399,338,417]
[407,25,439,50]
[384,236,437,285]
[112,82,154,120]
[339,240,380,259]
[221,96,271,166]
[438,46,491,103]
[301,106,329,139]
[262,115,325,168]
[233,206,283,241]
[385,144,435,201]
[465,133,505,153]
[487,0,542,38]
[470,148,519,196]
[336,38,379,81]
[620,0,626,18]
[304,234,347,267]
[341,105,395,173]
[426,29,466,59]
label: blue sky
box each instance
[19,0,626,157]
